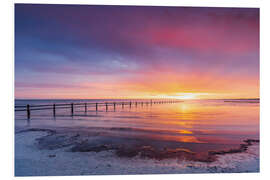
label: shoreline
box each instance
[15,128,260,176]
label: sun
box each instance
[158,93,203,100]
[176,93,197,99]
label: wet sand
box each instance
[15,128,259,176]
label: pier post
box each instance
[135,102,137,107]
[129,101,132,108]
[113,102,116,111]
[105,102,108,112]
[122,102,124,109]
[85,103,87,113]
[71,103,74,116]
[27,104,30,120]
[53,104,56,117]
[96,103,98,111]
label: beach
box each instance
[15,99,260,176]
[15,128,259,176]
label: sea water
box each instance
[15,99,259,153]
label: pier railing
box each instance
[15,100,182,119]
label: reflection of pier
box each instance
[15,100,182,120]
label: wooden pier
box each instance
[15,100,182,120]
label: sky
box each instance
[15,4,259,99]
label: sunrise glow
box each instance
[15,5,259,100]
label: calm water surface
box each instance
[15,99,259,152]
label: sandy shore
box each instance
[15,129,259,176]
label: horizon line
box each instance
[14,97,260,100]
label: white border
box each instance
[1,0,269,180]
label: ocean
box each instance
[15,99,259,154]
